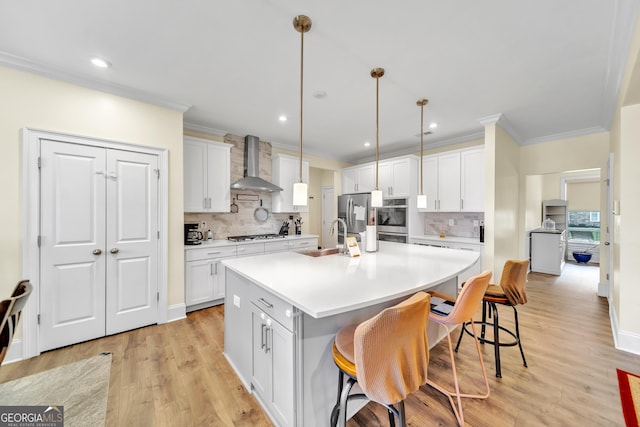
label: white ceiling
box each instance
[1,1,638,162]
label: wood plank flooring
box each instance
[1,262,638,426]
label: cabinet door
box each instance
[357,164,376,193]
[461,148,484,212]
[342,168,357,193]
[273,156,309,213]
[377,162,392,196]
[422,156,439,212]
[207,143,231,212]
[212,262,225,300]
[252,310,270,399]
[289,238,317,252]
[185,259,215,306]
[270,318,295,427]
[390,158,412,196]
[438,152,461,211]
[183,140,208,212]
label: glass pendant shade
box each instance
[417,194,427,209]
[293,182,308,206]
[371,190,383,208]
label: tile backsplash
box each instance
[424,212,485,238]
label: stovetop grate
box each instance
[227,234,285,242]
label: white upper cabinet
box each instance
[184,136,232,212]
[421,147,484,212]
[272,154,309,213]
[342,163,375,194]
[460,147,485,212]
[378,157,417,198]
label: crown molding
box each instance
[522,126,608,146]
[478,113,523,144]
[0,50,191,113]
[183,122,228,137]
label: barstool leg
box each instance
[387,408,396,427]
[454,321,465,352]
[481,300,488,339]
[491,302,502,378]
[330,370,345,427]
[512,306,528,367]
[398,401,406,427]
[338,377,355,427]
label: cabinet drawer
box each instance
[236,242,265,257]
[186,245,237,262]
[264,240,290,253]
[289,238,317,251]
[250,284,295,331]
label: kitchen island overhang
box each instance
[222,241,480,426]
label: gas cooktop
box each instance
[227,234,285,242]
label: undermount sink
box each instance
[300,248,340,257]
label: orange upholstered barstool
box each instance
[0,280,32,366]
[330,291,431,427]
[425,271,492,426]
[455,260,529,377]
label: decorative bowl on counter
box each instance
[572,251,592,264]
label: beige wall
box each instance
[619,103,640,338]
[0,66,185,306]
[491,126,520,282]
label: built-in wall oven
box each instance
[376,198,408,243]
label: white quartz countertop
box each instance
[222,241,479,318]
[185,234,318,250]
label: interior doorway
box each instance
[321,186,335,249]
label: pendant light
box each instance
[370,67,385,208]
[292,15,311,206]
[417,98,429,209]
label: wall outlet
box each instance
[233,294,241,308]
[473,220,479,226]
[448,218,455,226]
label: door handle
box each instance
[110,248,119,254]
[92,249,102,255]
[604,242,610,245]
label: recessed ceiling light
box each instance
[364,141,371,147]
[91,58,111,68]
[429,122,438,129]
[278,115,287,122]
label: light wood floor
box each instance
[1,263,638,426]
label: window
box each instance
[567,211,600,242]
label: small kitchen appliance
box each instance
[185,223,203,245]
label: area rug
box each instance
[617,368,640,427]
[0,352,112,427]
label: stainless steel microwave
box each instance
[376,198,408,234]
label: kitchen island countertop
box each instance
[222,240,479,318]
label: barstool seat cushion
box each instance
[334,324,357,364]
[483,285,510,304]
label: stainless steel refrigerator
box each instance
[337,193,371,244]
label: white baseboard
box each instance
[610,302,640,355]
[167,303,187,323]
[597,281,609,297]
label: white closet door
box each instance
[105,149,158,335]
[39,141,107,351]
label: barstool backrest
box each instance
[499,260,529,306]
[353,291,430,405]
[440,271,492,325]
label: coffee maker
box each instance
[184,223,203,245]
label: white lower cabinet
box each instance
[288,237,317,252]
[251,303,295,427]
[185,246,237,311]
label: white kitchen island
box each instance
[222,241,479,427]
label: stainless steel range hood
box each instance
[230,135,283,192]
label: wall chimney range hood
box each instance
[230,135,283,192]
